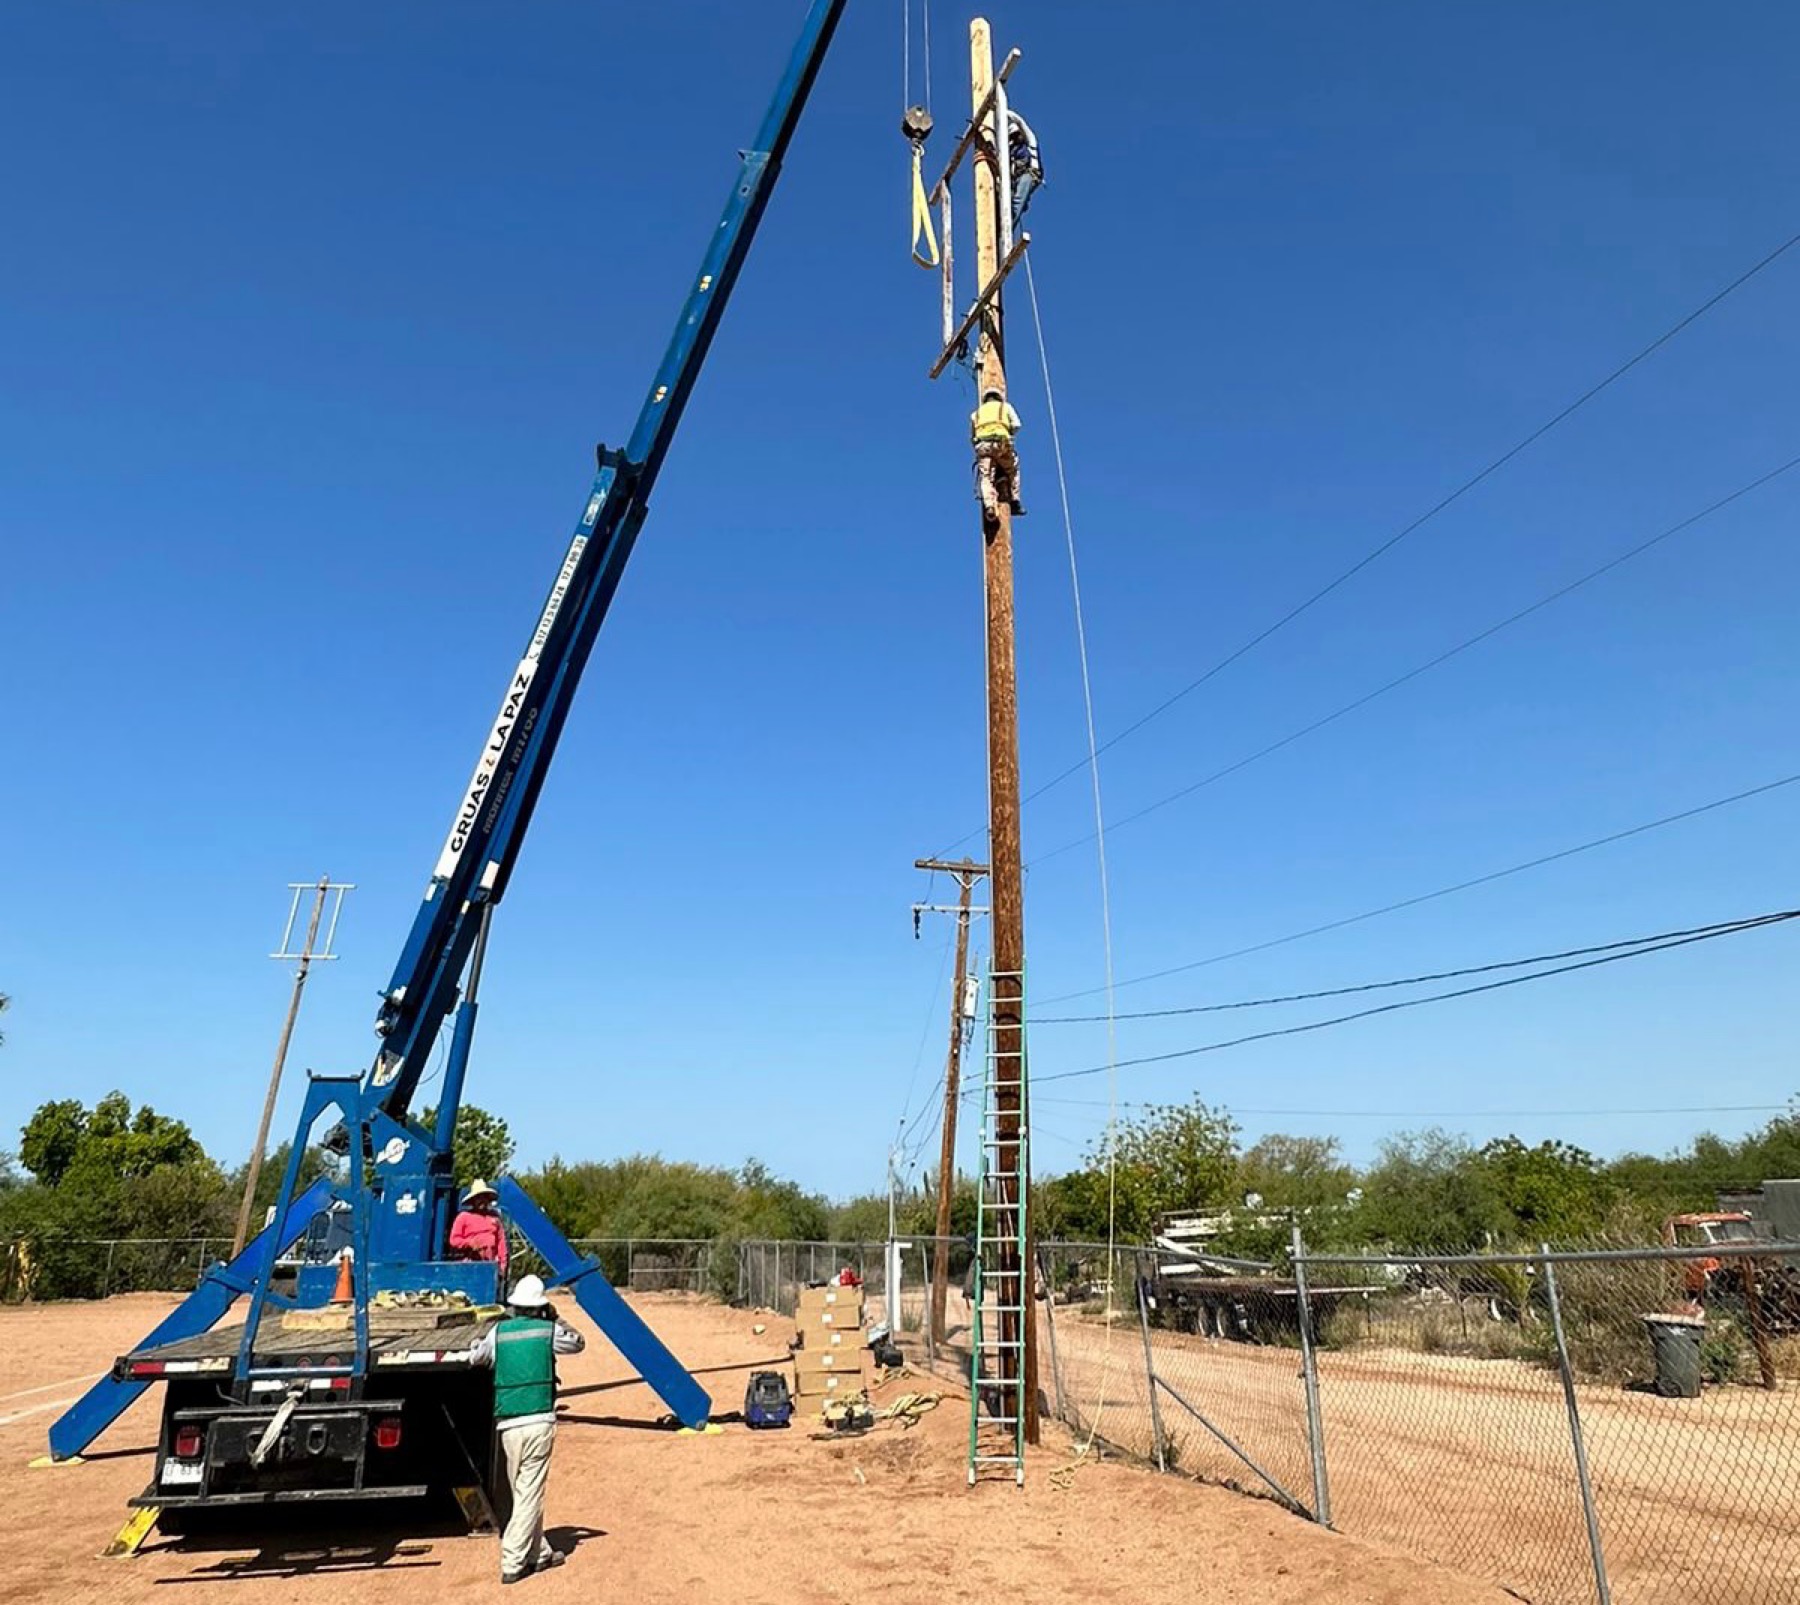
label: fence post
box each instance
[1037,1245,1066,1425]
[1291,1224,1332,1528]
[1133,1251,1169,1473]
[102,1240,117,1299]
[1542,1246,1612,1605]
[196,1238,209,1289]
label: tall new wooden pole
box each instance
[917,856,988,1343]
[969,16,1038,1444]
[231,877,330,1258]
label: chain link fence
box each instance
[1121,1236,1800,1605]
[1,1236,234,1301]
[734,1240,893,1330]
[880,1232,1800,1604]
[5,1234,733,1303]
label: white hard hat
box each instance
[507,1273,550,1309]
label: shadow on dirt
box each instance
[544,1524,606,1554]
[145,1503,466,1581]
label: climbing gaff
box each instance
[904,105,940,269]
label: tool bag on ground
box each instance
[744,1370,794,1429]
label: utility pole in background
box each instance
[913,857,988,1342]
[231,877,354,1257]
[922,15,1038,1447]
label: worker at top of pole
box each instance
[471,1274,587,1584]
[448,1178,509,1275]
[1007,108,1042,229]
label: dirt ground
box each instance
[0,1291,1512,1605]
[1044,1307,1800,1605]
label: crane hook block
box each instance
[901,105,933,144]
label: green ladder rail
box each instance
[968,965,1028,1485]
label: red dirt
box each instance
[0,1292,1511,1605]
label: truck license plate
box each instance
[160,1460,203,1486]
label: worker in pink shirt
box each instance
[448,1179,509,1275]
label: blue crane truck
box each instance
[47,0,846,1523]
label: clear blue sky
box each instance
[3,2,1796,1203]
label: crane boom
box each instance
[370,0,845,1123]
[49,0,847,1466]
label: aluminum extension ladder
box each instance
[968,965,1028,1485]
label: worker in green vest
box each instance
[471,1273,587,1584]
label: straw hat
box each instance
[462,1178,498,1206]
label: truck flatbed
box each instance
[116,1310,501,1381]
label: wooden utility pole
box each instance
[231,876,352,1257]
[968,16,1038,1444]
[915,856,988,1343]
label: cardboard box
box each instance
[797,1284,865,1315]
[795,1324,858,1351]
[794,1368,866,1400]
[795,1345,864,1374]
[796,1306,864,1334]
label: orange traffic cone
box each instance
[330,1249,355,1305]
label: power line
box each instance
[1034,911,1798,1023]
[1023,1094,1790,1120]
[995,226,1800,831]
[1039,770,1800,1004]
[1033,909,1800,1086]
[892,930,954,1147]
[1029,452,1800,867]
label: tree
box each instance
[735,1159,830,1241]
[21,1093,202,1189]
[20,1099,86,1186]
[1474,1137,1614,1243]
[229,1142,337,1219]
[1356,1129,1505,1252]
[421,1104,515,1189]
[1102,1099,1242,1240]
[1238,1133,1356,1212]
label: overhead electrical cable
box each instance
[1022,1094,1791,1119]
[1034,911,1798,1023]
[990,227,1800,833]
[892,929,954,1151]
[1029,452,1800,867]
[1032,909,1800,1086]
[1039,770,1800,1004]
[1024,248,1127,1462]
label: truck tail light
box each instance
[373,1417,402,1451]
[172,1426,204,1459]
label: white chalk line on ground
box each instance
[0,1373,100,1404]
[0,1397,81,1429]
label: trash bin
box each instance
[1642,1312,1706,1398]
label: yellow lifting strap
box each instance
[910,141,940,269]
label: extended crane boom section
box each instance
[51,0,846,1473]
[373,0,845,1131]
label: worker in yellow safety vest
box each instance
[969,387,1024,522]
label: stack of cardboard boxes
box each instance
[792,1281,867,1406]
